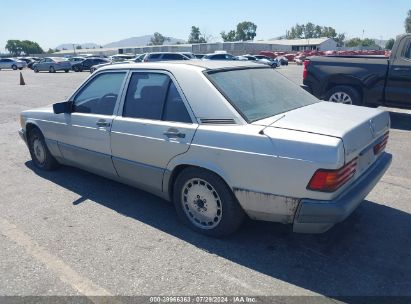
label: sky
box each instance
[0,0,409,52]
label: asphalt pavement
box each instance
[0,67,410,302]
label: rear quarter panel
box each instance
[166,124,345,203]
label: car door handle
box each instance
[393,67,410,72]
[96,119,111,127]
[163,128,185,138]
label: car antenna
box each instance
[259,114,285,135]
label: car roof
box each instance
[100,60,264,72]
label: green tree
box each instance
[385,39,395,50]
[286,23,345,46]
[188,26,207,44]
[406,10,411,33]
[220,30,237,42]
[345,38,379,48]
[235,21,257,41]
[149,32,169,45]
[221,21,257,42]
[21,40,43,55]
[47,48,55,54]
[5,40,23,55]
[76,45,82,49]
[5,39,43,55]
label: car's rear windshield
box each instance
[206,67,319,122]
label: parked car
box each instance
[17,57,32,65]
[67,57,86,66]
[194,54,206,59]
[237,55,279,68]
[254,55,281,68]
[303,33,411,107]
[110,54,136,62]
[71,58,110,72]
[90,54,148,73]
[276,56,289,66]
[202,53,237,61]
[179,52,196,59]
[143,52,190,62]
[19,61,392,237]
[133,53,147,62]
[32,57,71,73]
[0,58,26,70]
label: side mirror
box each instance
[53,101,73,114]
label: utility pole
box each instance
[73,44,76,55]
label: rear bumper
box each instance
[300,84,312,94]
[293,152,392,233]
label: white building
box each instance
[260,37,338,51]
[52,37,338,57]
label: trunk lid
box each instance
[254,102,390,165]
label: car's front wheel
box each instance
[28,128,59,171]
[326,85,361,106]
[12,64,17,70]
[173,167,245,237]
[49,66,55,73]
[34,67,39,73]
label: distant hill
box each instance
[55,43,100,51]
[55,35,186,50]
[103,35,186,48]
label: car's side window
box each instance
[73,72,126,115]
[123,73,169,120]
[163,82,192,123]
[123,72,191,123]
[403,40,411,60]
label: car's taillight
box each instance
[307,158,358,192]
[303,60,310,80]
[374,132,389,155]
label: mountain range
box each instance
[56,35,186,50]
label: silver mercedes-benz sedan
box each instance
[19,61,392,237]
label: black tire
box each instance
[34,67,39,73]
[325,85,362,106]
[173,167,245,237]
[49,66,55,73]
[12,64,17,70]
[64,69,69,73]
[27,128,59,171]
[73,66,79,72]
[18,67,23,70]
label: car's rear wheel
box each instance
[73,66,79,72]
[64,69,69,73]
[49,66,55,73]
[27,128,59,171]
[173,167,245,237]
[12,64,17,70]
[34,67,39,73]
[326,85,361,106]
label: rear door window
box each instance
[404,40,411,59]
[123,72,191,123]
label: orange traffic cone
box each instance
[20,72,25,85]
